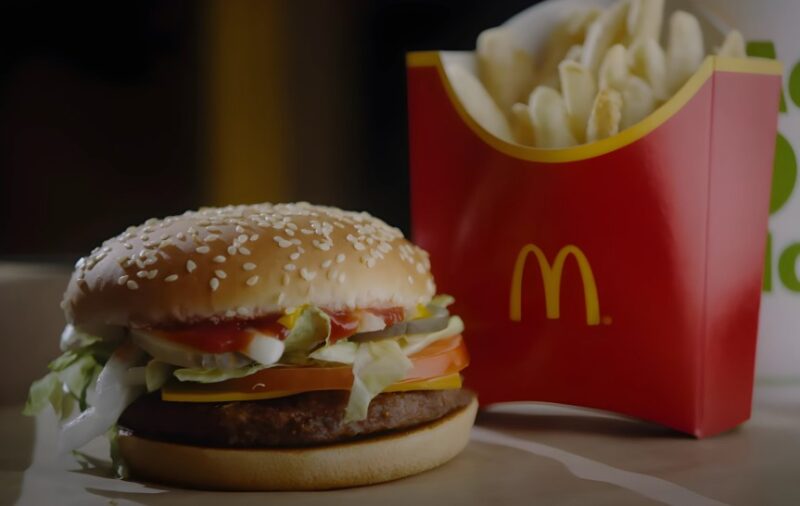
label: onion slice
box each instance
[59,340,144,453]
[130,329,251,370]
[349,312,450,343]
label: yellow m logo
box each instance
[509,244,600,325]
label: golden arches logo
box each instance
[509,244,601,325]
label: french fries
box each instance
[477,28,536,112]
[581,0,628,73]
[666,11,705,95]
[455,0,748,148]
[586,88,623,142]
[621,76,656,129]
[717,30,746,58]
[510,103,536,146]
[529,86,577,148]
[564,44,583,63]
[559,61,597,142]
[534,7,600,88]
[627,38,668,101]
[445,64,513,142]
[626,0,664,43]
[598,44,629,91]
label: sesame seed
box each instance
[300,268,317,281]
[366,258,376,268]
[239,246,251,256]
[284,263,297,272]
[123,242,133,249]
[353,242,366,251]
[147,269,158,279]
[235,225,245,233]
[301,228,313,235]
[126,280,139,290]
[246,275,260,286]
[290,252,300,260]
[408,275,414,285]
[225,309,237,318]
[338,272,346,284]
[336,253,345,263]
[210,278,220,291]
[176,233,186,241]
[164,274,178,282]
[215,269,227,279]
[196,245,210,254]
[416,263,425,274]
[227,245,238,255]
[273,236,292,248]
[118,275,129,285]
[186,260,197,273]
[136,270,148,279]
[277,292,286,304]
[322,259,332,268]
[213,255,226,263]
[237,234,248,243]
[243,262,256,271]
[250,234,259,241]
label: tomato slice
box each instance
[161,334,468,401]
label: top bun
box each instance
[63,203,436,328]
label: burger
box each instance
[24,202,476,490]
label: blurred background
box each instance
[0,0,542,263]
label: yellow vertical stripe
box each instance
[207,0,290,205]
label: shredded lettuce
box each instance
[173,362,270,383]
[429,294,455,308]
[402,316,464,356]
[309,340,358,364]
[344,340,412,422]
[23,372,62,417]
[59,354,101,406]
[107,425,128,479]
[282,306,331,363]
[145,360,174,392]
[60,324,103,352]
[24,331,110,418]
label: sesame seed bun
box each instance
[63,203,436,327]
[117,396,477,491]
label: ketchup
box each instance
[154,307,406,353]
[153,315,287,354]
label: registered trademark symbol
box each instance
[602,315,612,325]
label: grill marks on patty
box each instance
[118,389,474,448]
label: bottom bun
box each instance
[118,396,478,491]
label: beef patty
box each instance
[118,389,474,448]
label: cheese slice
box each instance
[161,373,462,403]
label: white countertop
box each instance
[2,383,799,506]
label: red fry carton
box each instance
[407,13,782,437]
